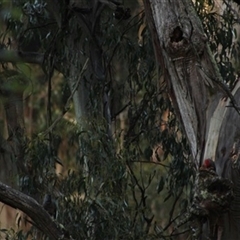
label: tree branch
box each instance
[0,181,69,239]
[0,50,44,65]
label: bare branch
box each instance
[0,181,69,240]
[0,50,44,65]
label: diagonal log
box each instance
[0,181,69,240]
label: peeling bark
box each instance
[144,0,225,165]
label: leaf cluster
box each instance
[194,0,240,87]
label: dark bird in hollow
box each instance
[42,194,57,218]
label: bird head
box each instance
[201,158,216,171]
[43,194,56,218]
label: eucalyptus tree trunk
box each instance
[47,1,121,238]
[144,0,240,239]
[46,0,110,171]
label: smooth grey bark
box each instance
[144,0,240,239]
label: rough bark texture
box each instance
[144,0,240,239]
[0,182,68,239]
[144,0,225,165]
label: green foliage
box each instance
[194,0,240,87]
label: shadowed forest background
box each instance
[0,0,240,239]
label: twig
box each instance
[166,228,190,237]
[163,188,183,231]
[129,160,173,169]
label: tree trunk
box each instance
[144,0,240,239]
